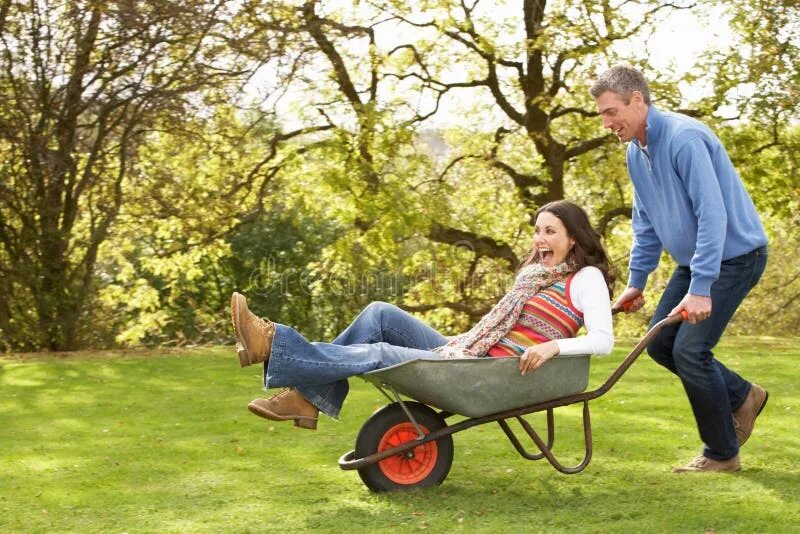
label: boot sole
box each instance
[231,293,252,367]
[248,403,318,430]
[757,391,769,418]
[739,389,768,446]
[236,346,249,367]
[672,465,741,473]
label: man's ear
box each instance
[631,91,644,105]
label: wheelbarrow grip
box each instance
[611,295,648,315]
[612,299,635,314]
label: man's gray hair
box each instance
[590,65,651,105]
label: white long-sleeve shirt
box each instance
[554,266,614,356]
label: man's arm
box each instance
[674,136,727,297]
[669,135,727,323]
[628,192,663,291]
[615,194,662,313]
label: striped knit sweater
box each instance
[487,274,583,357]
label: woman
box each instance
[231,200,615,430]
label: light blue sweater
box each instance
[626,106,767,296]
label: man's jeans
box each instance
[264,302,448,418]
[646,246,767,460]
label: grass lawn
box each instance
[2,337,798,533]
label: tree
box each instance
[5,1,795,349]
[94,106,338,346]
[694,1,800,333]
[231,0,698,326]
[0,1,250,350]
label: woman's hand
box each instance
[519,341,560,375]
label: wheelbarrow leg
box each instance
[499,401,593,474]
[497,408,555,460]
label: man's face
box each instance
[595,90,647,143]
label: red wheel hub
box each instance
[377,422,438,485]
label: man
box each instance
[590,65,769,472]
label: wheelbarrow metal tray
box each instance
[361,354,591,418]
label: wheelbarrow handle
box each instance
[593,310,688,397]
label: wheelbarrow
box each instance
[338,310,687,492]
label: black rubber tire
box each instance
[355,402,454,492]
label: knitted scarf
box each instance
[437,262,573,359]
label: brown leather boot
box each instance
[230,292,275,367]
[672,454,741,473]
[248,389,319,430]
[733,383,768,446]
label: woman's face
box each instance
[534,211,575,267]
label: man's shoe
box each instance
[230,292,275,367]
[672,454,741,473]
[248,389,319,430]
[734,383,768,446]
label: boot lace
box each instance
[686,456,709,469]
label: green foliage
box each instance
[0,1,252,350]
[2,1,798,349]
[709,0,799,125]
[719,124,800,335]
[227,209,343,340]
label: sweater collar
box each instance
[633,105,664,149]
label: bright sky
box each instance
[645,5,736,100]
[257,2,739,128]
[427,4,738,126]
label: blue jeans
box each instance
[646,246,767,460]
[263,302,448,418]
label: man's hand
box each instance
[612,286,645,313]
[670,294,712,324]
[519,341,560,375]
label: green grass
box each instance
[2,338,798,533]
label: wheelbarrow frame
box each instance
[339,311,685,477]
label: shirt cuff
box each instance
[628,269,649,291]
[688,275,713,297]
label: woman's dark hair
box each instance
[518,200,616,297]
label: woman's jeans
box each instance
[264,302,448,418]
[646,246,767,460]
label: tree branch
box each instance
[564,133,615,160]
[428,223,519,266]
[302,0,364,111]
[596,206,631,236]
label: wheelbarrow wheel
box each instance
[355,402,453,492]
